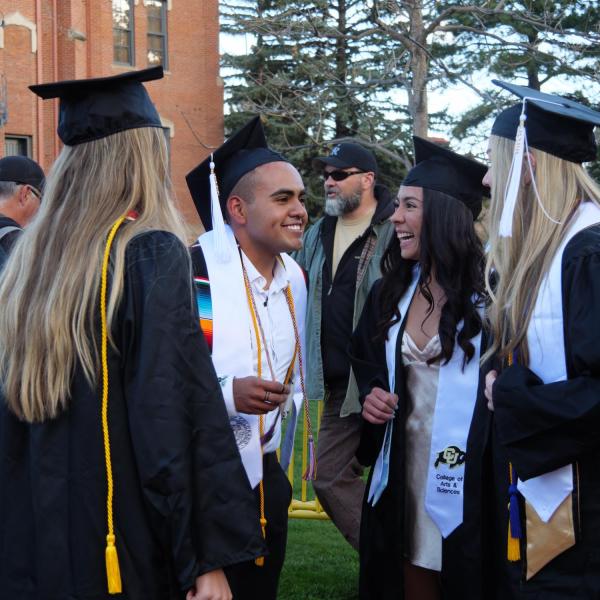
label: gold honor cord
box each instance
[101,215,127,594]
[240,262,300,566]
[241,265,268,566]
[240,253,317,566]
[284,287,316,480]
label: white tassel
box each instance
[499,109,527,238]
[209,155,231,263]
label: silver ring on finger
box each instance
[264,390,271,403]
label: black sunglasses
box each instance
[27,185,42,200]
[17,182,42,199]
[322,169,366,182]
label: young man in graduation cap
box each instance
[0,66,264,600]
[464,81,600,598]
[186,116,311,600]
[349,136,488,600]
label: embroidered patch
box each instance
[434,445,466,469]
[331,144,341,156]
[230,416,252,449]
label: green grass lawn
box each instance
[278,401,360,599]
[279,519,359,600]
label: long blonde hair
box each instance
[484,134,600,364]
[0,127,188,422]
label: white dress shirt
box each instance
[219,252,299,455]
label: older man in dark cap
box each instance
[294,141,394,551]
[0,155,45,259]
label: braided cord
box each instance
[101,215,126,594]
[284,286,316,480]
[240,258,268,565]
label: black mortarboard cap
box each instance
[186,116,288,230]
[491,80,600,163]
[403,136,488,219]
[29,66,163,146]
[0,156,45,193]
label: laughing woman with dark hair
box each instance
[350,137,487,600]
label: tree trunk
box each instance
[334,0,352,138]
[527,32,541,90]
[407,1,428,137]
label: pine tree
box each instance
[221,0,412,217]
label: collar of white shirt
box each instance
[241,251,290,296]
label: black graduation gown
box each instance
[0,231,264,600]
[463,224,600,599]
[349,280,480,600]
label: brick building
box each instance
[0,0,223,229]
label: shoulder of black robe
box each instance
[119,231,265,582]
[349,278,389,467]
[493,222,600,480]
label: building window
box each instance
[113,0,135,65]
[5,135,32,158]
[147,0,168,68]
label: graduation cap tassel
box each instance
[507,462,522,561]
[303,434,317,481]
[499,107,527,238]
[209,155,231,263]
[106,535,123,593]
[504,353,521,561]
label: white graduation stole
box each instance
[368,266,481,539]
[519,201,600,520]
[424,321,481,537]
[199,226,306,489]
[200,228,263,489]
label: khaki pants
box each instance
[314,390,365,551]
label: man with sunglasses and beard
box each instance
[0,156,44,263]
[294,142,394,552]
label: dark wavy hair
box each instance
[376,187,485,369]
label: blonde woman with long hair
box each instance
[0,68,263,600]
[462,81,600,599]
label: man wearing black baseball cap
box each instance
[0,155,45,260]
[295,141,394,550]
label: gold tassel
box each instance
[254,516,267,567]
[507,515,521,561]
[105,534,122,594]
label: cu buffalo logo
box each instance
[434,445,466,469]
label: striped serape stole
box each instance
[194,276,213,353]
